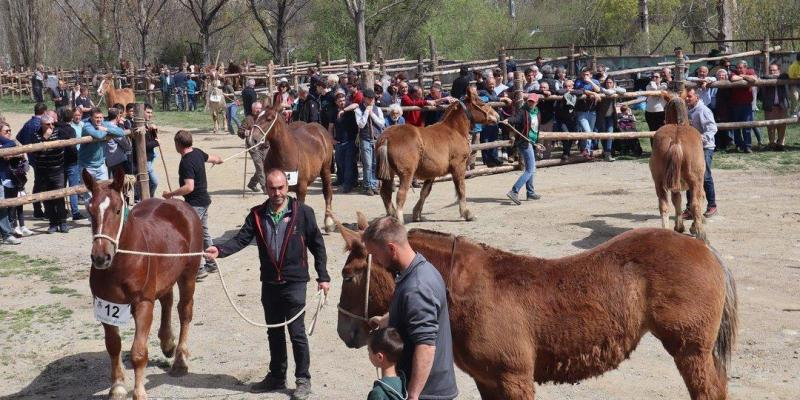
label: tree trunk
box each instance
[355,7,367,62]
[508,0,516,18]
[639,0,650,54]
[717,0,736,52]
[202,26,211,64]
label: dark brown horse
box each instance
[336,215,737,399]
[248,100,335,232]
[84,167,203,400]
[375,87,499,224]
[650,95,708,242]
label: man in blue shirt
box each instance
[79,108,126,183]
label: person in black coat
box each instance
[450,66,471,100]
[32,114,68,233]
[242,79,258,117]
[204,169,330,398]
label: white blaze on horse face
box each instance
[97,80,106,95]
[97,196,111,235]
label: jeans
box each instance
[175,89,185,111]
[3,187,24,228]
[79,163,109,200]
[65,163,81,216]
[555,119,577,156]
[687,149,716,209]
[192,206,215,269]
[262,281,311,380]
[360,139,377,190]
[0,187,13,239]
[511,143,536,196]
[161,91,170,111]
[576,111,597,152]
[480,124,502,166]
[188,94,197,111]
[227,104,241,135]
[731,104,753,149]
[147,160,158,198]
[597,116,615,152]
[335,141,357,191]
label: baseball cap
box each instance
[526,93,540,102]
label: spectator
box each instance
[645,72,668,132]
[472,70,486,92]
[424,86,446,126]
[0,122,22,245]
[80,107,126,183]
[243,102,267,193]
[294,80,324,124]
[759,63,790,151]
[16,102,47,218]
[479,78,511,166]
[789,54,800,115]
[450,66,470,99]
[596,77,626,162]
[574,68,602,159]
[32,115,69,233]
[687,66,716,106]
[32,65,45,103]
[729,60,758,153]
[366,327,407,400]
[661,67,673,84]
[615,105,642,156]
[173,67,188,111]
[711,69,734,151]
[74,86,94,118]
[51,80,70,111]
[66,108,86,220]
[160,67,173,111]
[523,67,540,92]
[187,75,198,111]
[535,81,556,160]
[273,81,295,122]
[505,93,542,204]
[223,78,240,135]
[204,169,330,400]
[553,67,567,91]
[2,120,31,237]
[711,57,732,77]
[402,85,441,127]
[684,87,718,218]
[68,83,82,109]
[365,217,458,400]
[162,130,224,280]
[242,79,257,117]
[331,93,358,193]
[104,107,133,174]
[355,89,384,196]
[384,103,405,127]
[554,79,580,161]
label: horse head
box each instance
[249,100,285,142]
[83,166,127,269]
[664,94,690,125]
[335,212,396,349]
[463,86,499,125]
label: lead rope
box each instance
[215,112,277,166]
[336,254,372,322]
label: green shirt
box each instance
[527,107,540,143]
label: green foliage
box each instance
[294,0,355,61]
[422,0,515,60]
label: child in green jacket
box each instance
[367,327,408,400]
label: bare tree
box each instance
[2,0,44,67]
[56,0,114,66]
[508,0,516,18]
[639,0,650,53]
[178,0,238,64]
[716,0,736,51]
[343,0,408,62]
[248,0,309,65]
[125,0,167,65]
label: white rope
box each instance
[337,254,372,323]
[216,115,277,165]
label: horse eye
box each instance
[116,209,121,215]
[343,275,354,282]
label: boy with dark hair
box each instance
[163,130,223,280]
[367,327,407,400]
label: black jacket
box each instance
[759,73,790,112]
[217,199,330,284]
[451,75,470,99]
[242,87,257,116]
[294,94,322,123]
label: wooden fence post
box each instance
[292,58,299,88]
[762,36,771,76]
[513,70,524,107]
[672,55,686,93]
[326,49,331,66]
[499,47,508,83]
[378,47,386,76]
[267,60,275,98]
[316,53,322,71]
[364,69,375,93]
[133,103,150,200]
[568,44,576,77]
[590,54,597,73]
[429,35,439,82]
[417,54,424,88]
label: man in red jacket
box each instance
[401,84,450,127]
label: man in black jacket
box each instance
[205,169,330,400]
[450,66,471,99]
[242,79,258,117]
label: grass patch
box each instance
[1,304,73,337]
[0,251,63,283]
[47,286,82,298]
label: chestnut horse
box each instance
[84,168,203,400]
[649,96,708,242]
[375,87,499,224]
[248,100,335,232]
[336,216,737,399]
[97,74,135,109]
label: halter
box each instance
[457,100,475,127]
[91,190,127,252]
[337,254,373,322]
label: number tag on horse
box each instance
[94,297,132,326]
[285,171,299,186]
[209,94,222,103]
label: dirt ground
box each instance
[0,110,798,399]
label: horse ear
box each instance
[109,166,126,192]
[81,168,96,192]
[337,221,364,252]
[356,211,369,231]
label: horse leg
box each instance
[157,289,176,358]
[673,350,726,400]
[689,184,707,242]
[411,179,435,222]
[451,168,475,221]
[671,191,685,233]
[320,159,335,233]
[395,174,412,224]
[131,301,154,400]
[480,373,535,400]
[103,323,127,400]
[212,112,218,134]
[170,272,196,377]
[656,186,670,229]
[295,181,308,203]
[379,178,396,217]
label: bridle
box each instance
[336,235,460,324]
[91,190,127,252]
[249,110,279,143]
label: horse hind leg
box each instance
[395,174,412,224]
[320,157,335,232]
[170,270,196,377]
[656,186,670,229]
[673,350,726,400]
[130,301,155,400]
[688,184,708,243]
[411,179,435,222]
[482,373,536,400]
[158,289,176,358]
[671,191,686,233]
[103,323,127,400]
[451,169,474,221]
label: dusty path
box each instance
[0,111,798,399]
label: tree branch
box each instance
[367,0,405,20]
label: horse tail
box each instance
[376,140,392,180]
[710,246,738,380]
[663,137,684,192]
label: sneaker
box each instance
[603,153,615,162]
[250,375,287,393]
[364,188,374,196]
[195,267,209,281]
[19,226,33,237]
[291,378,312,400]
[2,236,21,245]
[703,207,717,218]
[743,147,753,154]
[526,193,542,200]
[506,191,521,205]
[247,182,260,192]
[204,263,218,274]
[13,226,24,237]
[59,223,70,233]
[72,212,87,221]
[47,225,59,234]
[681,209,693,220]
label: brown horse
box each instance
[248,100,335,232]
[649,96,708,242]
[375,87,499,224]
[336,216,737,399]
[84,167,203,400]
[97,74,135,109]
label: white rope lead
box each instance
[215,115,277,165]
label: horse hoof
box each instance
[674,225,685,234]
[463,210,475,221]
[161,339,176,358]
[324,216,335,233]
[169,364,189,377]
[108,384,127,400]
